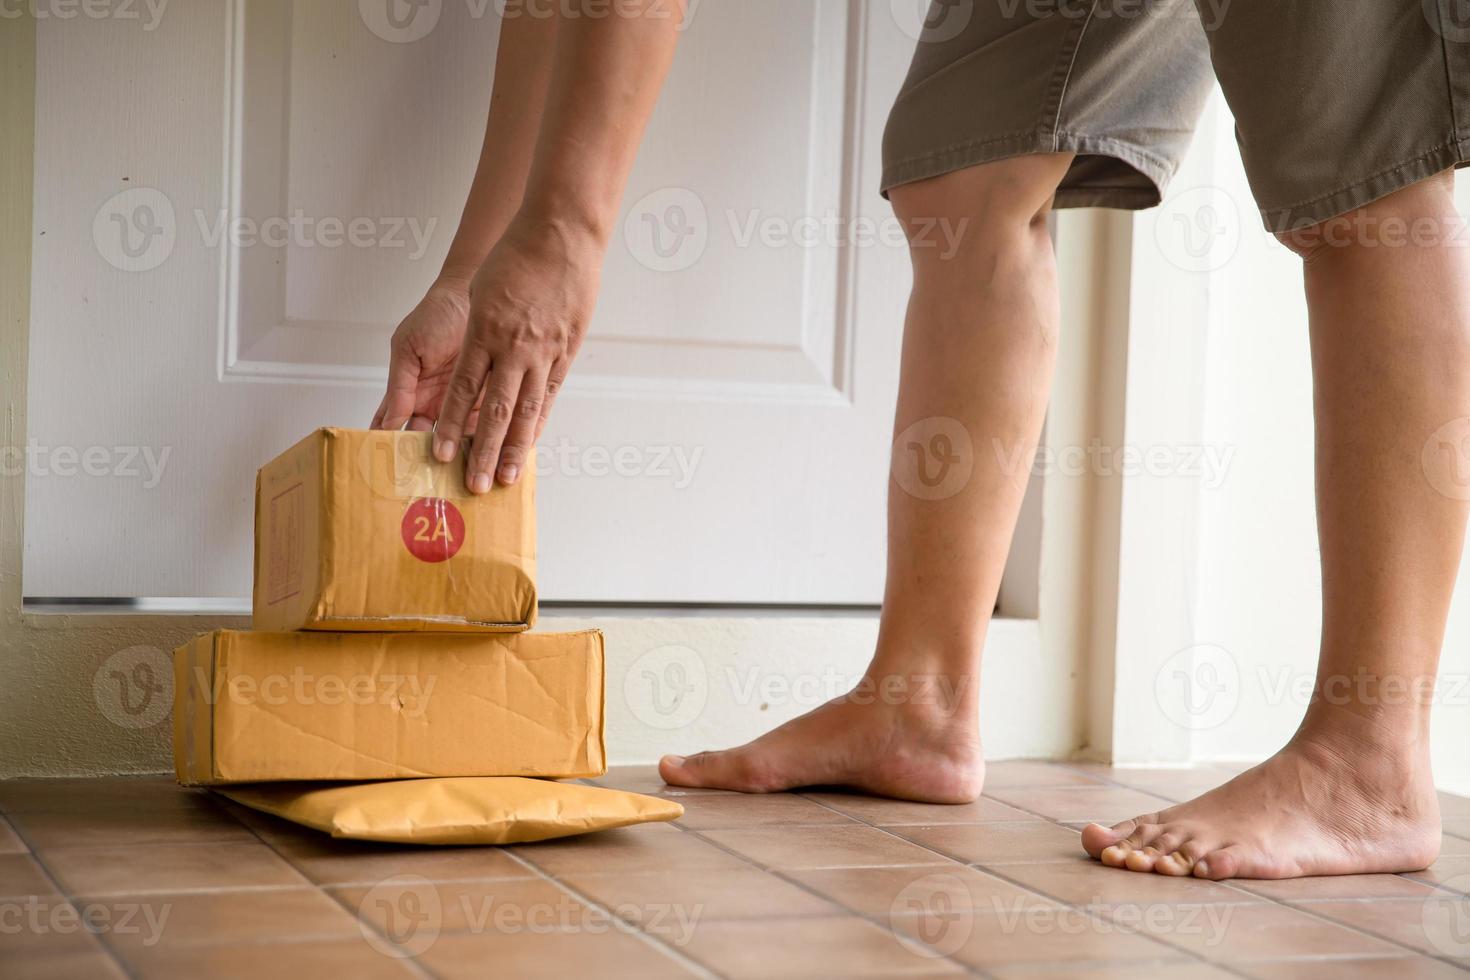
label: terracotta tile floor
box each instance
[3,763,1470,978]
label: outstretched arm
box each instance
[372,9,561,433]
[431,0,685,491]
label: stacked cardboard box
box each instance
[173,428,606,786]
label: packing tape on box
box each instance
[354,431,471,502]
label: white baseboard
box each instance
[540,613,1075,766]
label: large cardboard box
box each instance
[173,629,604,785]
[253,428,535,631]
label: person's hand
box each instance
[433,216,601,491]
[371,278,473,433]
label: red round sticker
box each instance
[400,497,465,563]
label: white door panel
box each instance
[26,0,920,603]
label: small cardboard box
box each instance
[173,629,605,785]
[253,428,535,632]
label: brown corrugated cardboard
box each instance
[252,428,535,632]
[219,778,682,844]
[173,629,604,785]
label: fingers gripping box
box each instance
[252,428,535,632]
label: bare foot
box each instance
[1080,711,1441,880]
[658,681,984,804]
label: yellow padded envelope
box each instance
[219,777,683,845]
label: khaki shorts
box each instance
[881,0,1470,230]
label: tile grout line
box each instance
[208,792,440,980]
[1045,762,1470,967]
[1027,774,1470,968]
[658,817,994,978]
[897,770,1470,973]
[791,787,1267,977]
[1259,893,1470,972]
[496,846,723,980]
[5,810,144,980]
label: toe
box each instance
[1124,846,1162,872]
[1193,844,1247,880]
[1156,840,1209,876]
[1082,812,1159,859]
[1100,842,1132,867]
[1116,823,1167,872]
[659,749,773,793]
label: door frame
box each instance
[1,11,1131,777]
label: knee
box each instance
[889,153,1072,264]
[1274,171,1459,262]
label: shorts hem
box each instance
[1259,136,1470,232]
[880,131,1173,212]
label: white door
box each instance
[25,0,930,605]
